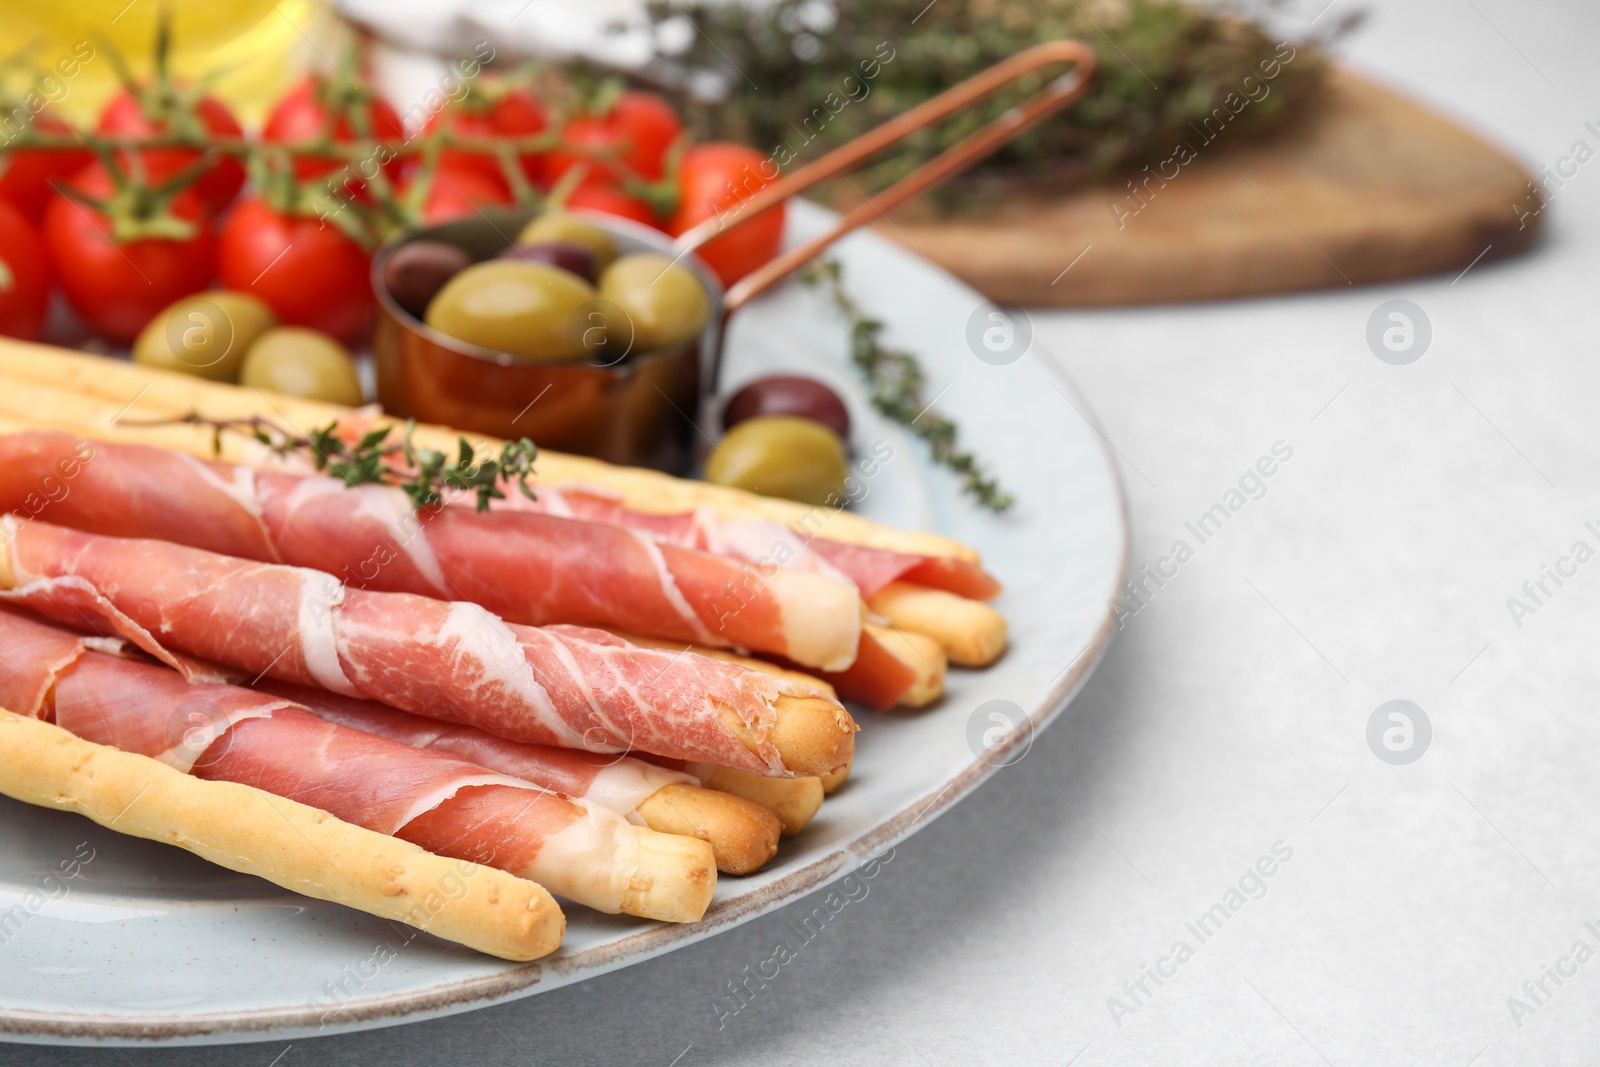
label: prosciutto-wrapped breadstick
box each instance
[820,752,854,795]
[814,622,948,710]
[500,482,1001,603]
[0,519,856,778]
[257,680,783,875]
[867,582,1007,668]
[0,607,715,922]
[0,431,861,673]
[0,347,1004,668]
[0,341,969,557]
[0,428,946,707]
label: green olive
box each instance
[515,213,617,270]
[598,253,711,351]
[239,327,363,406]
[425,260,595,362]
[704,416,849,506]
[132,292,277,382]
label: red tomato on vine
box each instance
[0,198,51,341]
[409,162,514,224]
[96,88,246,212]
[565,183,660,229]
[217,196,375,344]
[546,91,683,188]
[42,163,215,344]
[263,75,408,199]
[0,112,93,221]
[425,84,547,191]
[670,143,785,287]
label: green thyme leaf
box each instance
[130,413,540,513]
[802,258,1014,512]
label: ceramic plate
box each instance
[0,202,1129,1045]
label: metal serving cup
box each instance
[371,40,1097,474]
[372,207,724,473]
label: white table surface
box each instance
[8,0,1600,1062]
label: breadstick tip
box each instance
[636,782,781,876]
[691,765,825,837]
[620,826,718,923]
[769,693,857,778]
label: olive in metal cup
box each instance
[497,241,598,284]
[373,42,1099,473]
[371,207,723,474]
[383,240,474,320]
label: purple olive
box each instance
[497,241,598,285]
[384,240,473,320]
[722,374,850,440]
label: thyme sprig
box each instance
[801,259,1013,513]
[131,413,538,513]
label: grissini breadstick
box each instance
[0,430,865,673]
[0,430,959,708]
[608,630,840,699]
[0,385,997,677]
[613,633,859,806]
[861,623,947,707]
[0,608,716,922]
[486,482,1001,604]
[0,427,841,827]
[635,783,780,875]
[0,425,948,706]
[611,632,860,819]
[0,519,857,778]
[0,340,972,558]
[0,708,565,961]
[0,363,1001,611]
[261,679,782,876]
[820,752,854,795]
[614,621,941,713]
[868,582,1008,667]
[695,617,943,711]
[659,761,826,838]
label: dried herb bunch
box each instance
[636,0,1346,212]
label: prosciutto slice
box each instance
[513,483,1002,600]
[0,431,860,671]
[258,679,695,818]
[0,607,660,914]
[0,519,825,775]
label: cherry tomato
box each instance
[546,91,683,188]
[217,197,373,344]
[425,86,546,190]
[96,89,246,212]
[670,143,785,287]
[42,164,214,344]
[263,76,407,198]
[0,112,93,221]
[565,183,659,229]
[411,163,513,224]
[0,198,51,340]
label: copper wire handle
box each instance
[672,39,1097,315]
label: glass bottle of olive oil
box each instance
[1,0,349,126]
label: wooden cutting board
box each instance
[877,68,1542,306]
